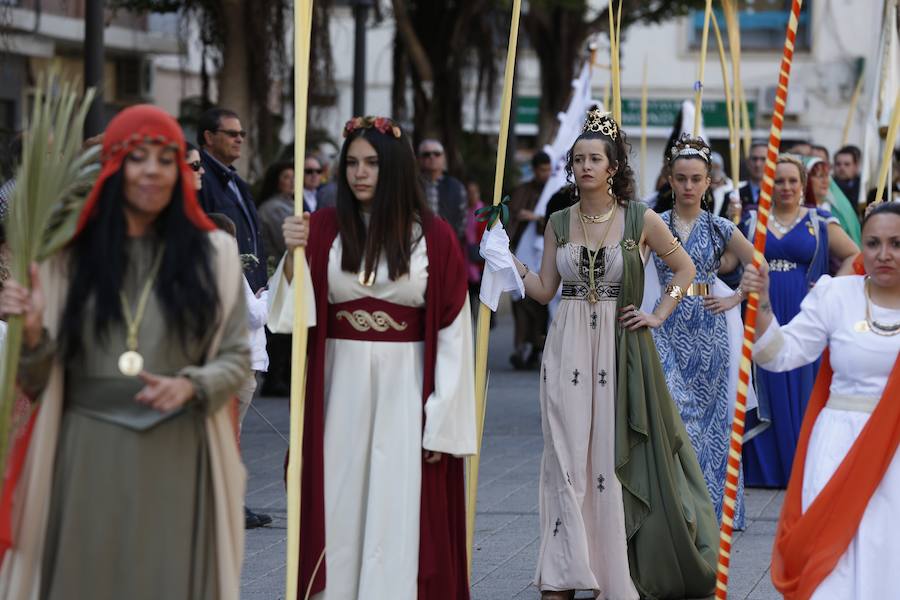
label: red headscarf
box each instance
[75,104,215,235]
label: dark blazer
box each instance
[422,174,467,243]
[198,149,268,291]
[718,182,757,218]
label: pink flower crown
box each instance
[343,115,402,139]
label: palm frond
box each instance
[0,69,97,469]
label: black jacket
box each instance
[717,182,757,219]
[198,149,268,291]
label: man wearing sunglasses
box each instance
[418,139,467,246]
[196,107,267,294]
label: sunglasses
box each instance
[305,168,323,175]
[420,151,443,158]
[216,129,247,139]
[188,160,202,172]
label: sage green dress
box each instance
[18,235,251,600]
[537,203,718,599]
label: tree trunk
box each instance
[524,6,591,146]
[217,0,252,176]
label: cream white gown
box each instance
[269,235,476,600]
[754,275,900,600]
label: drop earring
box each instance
[606,176,614,197]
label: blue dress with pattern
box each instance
[742,210,830,488]
[652,210,745,529]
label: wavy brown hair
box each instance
[565,120,636,205]
[335,123,429,281]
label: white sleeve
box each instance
[753,275,833,372]
[422,295,477,457]
[244,279,269,330]
[266,253,317,333]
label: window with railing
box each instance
[688,0,812,51]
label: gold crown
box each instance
[582,109,618,140]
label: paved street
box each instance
[239,303,782,599]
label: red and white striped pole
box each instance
[716,2,804,598]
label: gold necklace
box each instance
[580,202,616,224]
[578,203,617,304]
[117,246,165,376]
[856,277,900,336]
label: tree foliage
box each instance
[524,0,707,143]
[111,0,335,171]
[389,0,508,176]
[388,0,708,178]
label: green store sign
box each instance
[517,96,756,131]
[516,96,540,125]
[620,98,756,130]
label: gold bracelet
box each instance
[664,283,685,303]
[659,238,681,258]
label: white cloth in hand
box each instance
[478,221,525,311]
[266,253,317,333]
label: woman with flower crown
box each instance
[643,134,757,531]
[269,115,476,600]
[500,110,718,600]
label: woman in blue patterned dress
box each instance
[742,154,859,488]
[647,135,756,528]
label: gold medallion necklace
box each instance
[578,202,617,304]
[117,246,165,377]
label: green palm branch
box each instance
[0,70,99,470]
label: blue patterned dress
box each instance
[652,210,745,529]
[742,209,830,488]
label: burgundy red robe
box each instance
[297,207,470,599]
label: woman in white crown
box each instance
[646,134,757,530]
[506,110,718,600]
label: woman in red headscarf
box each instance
[0,105,249,599]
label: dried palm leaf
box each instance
[0,69,98,469]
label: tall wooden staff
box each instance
[639,56,649,199]
[286,1,314,599]
[608,0,623,122]
[872,94,900,205]
[716,2,804,598]
[693,0,714,136]
[466,0,522,577]
[722,0,745,224]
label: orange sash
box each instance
[772,345,900,599]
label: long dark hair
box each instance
[336,126,429,281]
[565,126,636,205]
[59,169,220,359]
[258,161,294,206]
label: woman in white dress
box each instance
[741,201,900,599]
[271,116,476,600]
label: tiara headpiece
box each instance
[343,115,402,139]
[582,109,618,140]
[669,133,711,163]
